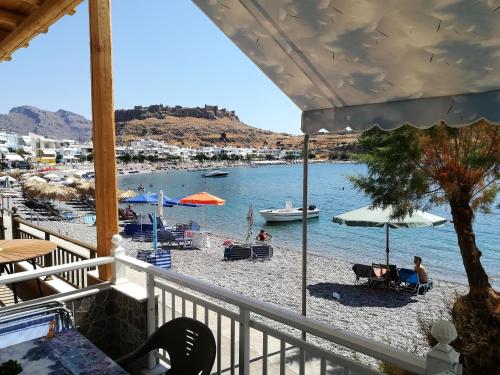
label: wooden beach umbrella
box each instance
[74,181,95,199]
[22,180,47,198]
[118,189,137,201]
[37,183,77,202]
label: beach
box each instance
[27,216,468,367]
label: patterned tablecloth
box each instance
[0,329,128,374]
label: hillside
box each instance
[114,104,360,154]
[0,105,360,155]
[0,106,92,141]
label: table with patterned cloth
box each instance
[0,329,128,374]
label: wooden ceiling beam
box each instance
[0,8,25,31]
[0,0,83,62]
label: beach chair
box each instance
[352,263,372,284]
[251,244,273,260]
[158,230,176,246]
[84,213,96,225]
[396,268,420,295]
[171,225,186,246]
[368,263,388,287]
[136,249,172,269]
[224,244,251,261]
[388,264,399,289]
[190,221,201,231]
[132,230,153,242]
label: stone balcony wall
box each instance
[64,286,157,371]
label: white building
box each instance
[55,139,79,164]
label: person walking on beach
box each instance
[256,229,272,241]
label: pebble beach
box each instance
[32,216,468,366]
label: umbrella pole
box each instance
[301,135,309,320]
[386,223,390,266]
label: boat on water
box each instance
[203,170,229,177]
[259,201,319,222]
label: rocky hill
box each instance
[114,104,360,155]
[0,106,92,141]
[0,104,360,156]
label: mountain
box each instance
[0,105,359,156]
[114,105,360,154]
[0,106,92,141]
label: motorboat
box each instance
[203,170,229,177]
[259,201,319,222]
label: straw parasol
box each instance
[37,183,77,201]
[21,180,46,199]
[73,181,95,199]
[118,189,137,201]
[25,176,47,184]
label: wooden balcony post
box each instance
[11,207,20,239]
[88,0,118,281]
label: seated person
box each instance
[125,205,136,219]
[256,229,272,241]
[414,256,433,294]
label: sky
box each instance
[0,0,301,134]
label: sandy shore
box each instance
[30,215,468,366]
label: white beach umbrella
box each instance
[245,204,254,243]
[333,205,447,265]
[0,176,16,183]
[26,176,47,183]
[43,173,62,181]
[156,190,164,218]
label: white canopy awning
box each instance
[4,153,24,162]
[193,0,500,133]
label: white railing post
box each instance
[146,272,157,370]
[425,320,462,375]
[111,234,127,285]
[239,307,250,375]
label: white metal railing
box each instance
[111,236,462,375]
[0,239,462,375]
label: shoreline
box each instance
[115,159,359,177]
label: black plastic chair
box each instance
[118,317,216,375]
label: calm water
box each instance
[118,164,500,287]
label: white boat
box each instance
[203,170,229,177]
[259,201,319,222]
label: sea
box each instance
[118,163,500,288]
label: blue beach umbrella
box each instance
[124,192,197,207]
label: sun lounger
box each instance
[132,230,153,242]
[251,244,273,260]
[136,249,171,269]
[224,244,251,261]
[368,263,388,287]
[352,263,372,283]
[396,268,420,295]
